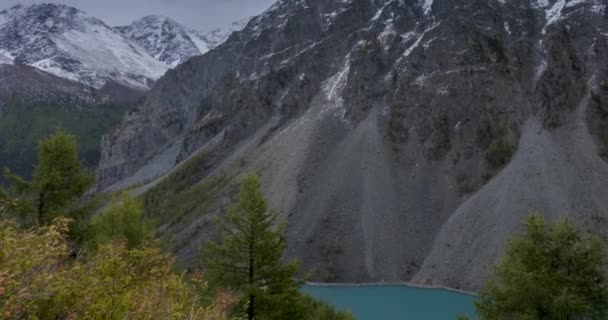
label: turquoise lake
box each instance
[302,284,477,320]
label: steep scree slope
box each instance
[98,0,608,291]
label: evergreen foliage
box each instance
[89,193,152,249]
[204,173,354,320]
[0,190,14,215]
[32,130,94,223]
[2,169,37,225]
[3,130,94,225]
[485,127,514,169]
[0,134,354,319]
[0,100,126,183]
[205,173,300,319]
[475,213,608,320]
[142,152,226,226]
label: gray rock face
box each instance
[98,0,608,291]
[0,63,96,103]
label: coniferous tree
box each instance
[31,130,93,223]
[3,130,104,241]
[475,213,608,320]
[3,130,93,224]
[89,193,152,249]
[3,168,37,225]
[204,173,300,320]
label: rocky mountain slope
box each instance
[116,16,250,67]
[0,57,93,99]
[97,0,608,291]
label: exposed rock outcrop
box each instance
[98,0,608,291]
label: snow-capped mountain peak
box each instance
[116,15,250,67]
[0,53,12,65]
[0,3,251,89]
[115,15,209,67]
[0,3,169,89]
[202,17,251,49]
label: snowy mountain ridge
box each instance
[200,17,251,49]
[115,15,208,68]
[116,15,250,67]
[0,3,169,89]
[0,3,250,89]
[0,52,12,65]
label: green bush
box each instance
[485,130,514,169]
[0,218,234,319]
[88,193,152,249]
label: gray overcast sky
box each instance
[0,0,276,31]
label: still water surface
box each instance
[302,284,476,320]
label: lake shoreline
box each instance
[304,281,478,297]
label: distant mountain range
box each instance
[0,2,249,183]
[115,15,250,67]
[0,3,249,89]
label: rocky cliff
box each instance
[97,0,608,291]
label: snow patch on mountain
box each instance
[568,0,606,13]
[115,15,207,67]
[0,4,168,89]
[422,0,434,14]
[116,15,249,67]
[537,0,604,34]
[320,52,353,121]
[185,30,210,53]
[542,0,566,34]
[536,0,550,7]
[202,17,250,49]
[0,52,12,65]
[398,22,440,63]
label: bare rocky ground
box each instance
[97,0,608,291]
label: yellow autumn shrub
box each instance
[0,218,235,320]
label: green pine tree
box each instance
[3,130,94,225]
[204,173,300,320]
[31,130,93,223]
[89,193,152,249]
[3,167,37,225]
[475,213,608,320]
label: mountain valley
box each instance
[0,0,607,294]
